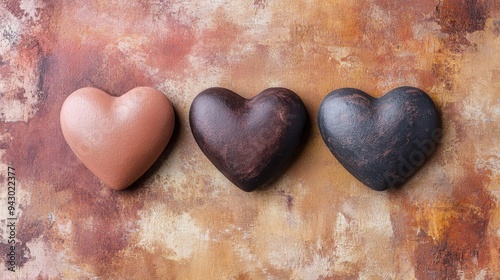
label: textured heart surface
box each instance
[60,87,175,190]
[190,88,308,192]
[318,87,441,191]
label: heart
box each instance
[318,87,441,191]
[60,87,175,190]
[189,88,308,192]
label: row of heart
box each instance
[60,86,441,192]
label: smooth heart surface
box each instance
[60,87,175,190]
[190,88,308,192]
[318,87,441,191]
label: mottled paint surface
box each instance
[0,0,499,279]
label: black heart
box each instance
[189,88,308,192]
[318,87,441,191]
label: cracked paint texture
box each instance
[0,0,499,279]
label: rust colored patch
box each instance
[436,0,489,34]
[435,0,489,51]
[390,161,496,279]
[414,167,495,279]
[196,9,242,66]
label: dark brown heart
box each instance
[189,88,308,192]
[318,87,441,191]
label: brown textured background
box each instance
[0,0,499,279]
